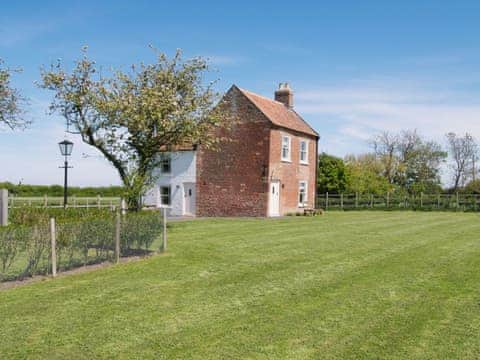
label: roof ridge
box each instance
[237,87,285,106]
[290,108,319,137]
[235,86,319,138]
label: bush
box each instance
[1,209,164,281]
[121,211,163,252]
[56,216,116,268]
[10,207,113,226]
[0,222,51,280]
[0,226,28,280]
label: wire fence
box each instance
[316,192,480,212]
[0,210,166,282]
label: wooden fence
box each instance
[7,195,121,209]
[317,192,480,212]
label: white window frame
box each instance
[160,154,172,175]
[160,186,171,206]
[298,181,308,207]
[299,139,309,164]
[281,135,291,162]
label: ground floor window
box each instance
[160,186,171,206]
[298,181,307,206]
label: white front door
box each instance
[268,180,280,217]
[183,183,196,215]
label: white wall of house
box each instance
[143,151,196,216]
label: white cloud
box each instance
[295,78,480,186]
[296,80,480,150]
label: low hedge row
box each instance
[0,210,164,282]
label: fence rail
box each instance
[316,192,480,212]
[7,195,121,209]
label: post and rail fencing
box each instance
[7,195,121,209]
[317,192,480,212]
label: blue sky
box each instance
[1,0,480,186]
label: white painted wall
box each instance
[143,151,196,216]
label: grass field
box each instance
[1,211,480,359]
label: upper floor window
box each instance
[281,135,291,161]
[160,154,171,174]
[299,140,309,164]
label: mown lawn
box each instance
[1,211,480,359]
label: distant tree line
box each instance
[318,130,480,195]
[0,182,124,197]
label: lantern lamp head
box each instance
[58,139,74,157]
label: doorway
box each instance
[268,180,280,216]
[183,182,196,216]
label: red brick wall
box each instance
[268,128,317,215]
[196,86,271,217]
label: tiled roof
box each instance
[237,87,319,138]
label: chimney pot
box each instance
[274,82,293,108]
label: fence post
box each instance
[355,192,358,208]
[325,192,329,211]
[44,194,48,208]
[370,194,374,208]
[50,218,57,277]
[475,194,478,212]
[340,193,344,210]
[456,192,459,210]
[0,189,8,226]
[386,192,390,208]
[115,212,121,263]
[73,195,77,208]
[420,192,423,209]
[161,207,167,252]
[437,194,440,209]
[121,198,127,216]
[97,195,101,208]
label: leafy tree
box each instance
[317,153,349,194]
[40,48,226,210]
[446,132,478,191]
[398,131,446,193]
[0,60,27,130]
[464,179,480,194]
[370,129,446,194]
[371,131,399,184]
[344,154,392,194]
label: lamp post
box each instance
[58,140,73,209]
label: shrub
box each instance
[0,226,28,280]
[1,209,163,281]
[21,223,50,278]
[9,207,113,226]
[121,211,163,252]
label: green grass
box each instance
[1,212,480,359]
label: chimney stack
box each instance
[274,82,293,108]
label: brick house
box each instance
[144,83,319,217]
[197,83,319,217]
